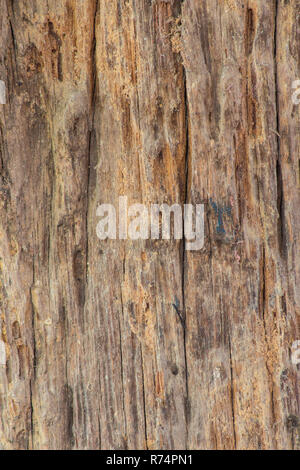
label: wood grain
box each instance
[0,0,299,450]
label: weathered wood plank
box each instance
[0,0,299,450]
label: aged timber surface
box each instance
[0,0,299,450]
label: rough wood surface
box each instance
[0,0,299,450]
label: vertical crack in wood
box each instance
[140,346,149,449]
[48,142,54,317]
[86,0,99,285]
[182,55,189,449]
[228,333,237,449]
[245,5,256,137]
[131,0,142,197]
[63,303,72,448]
[29,379,34,450]
[90,1,103,449]
[260,244,277,439]
[273,0,285,258]
[119,284,128,448]
[96,348,103,449]
[97,414,102,450]
[29,257,37,449]
[271,0,282,441]
[241,1,255,220]
[7,1,18,90]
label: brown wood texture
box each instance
[0,0,299,450]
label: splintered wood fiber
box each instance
[0,0,299,450]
